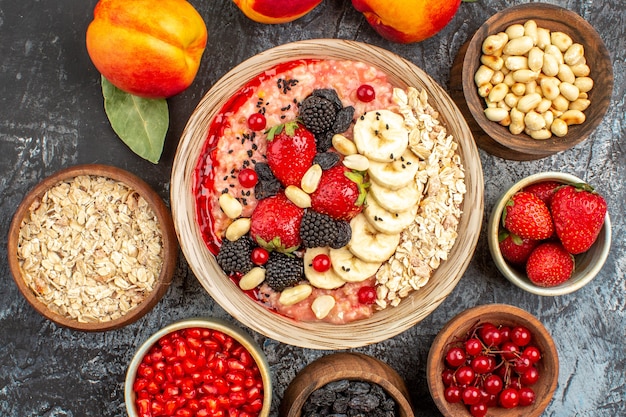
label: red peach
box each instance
[86,0,207,99]
[233,0,322,24]
[352,0,461,44]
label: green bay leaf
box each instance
[102,76,168,164]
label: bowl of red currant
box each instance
[426,304,559,417]
[125,318,272,417]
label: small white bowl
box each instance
[125,318,272,417]
[488,172,611,296]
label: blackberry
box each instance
[300,211,338,248]
[300,95,337,135]
[265,252,303,291]
[216,236,254,274]
[330,220,352,249]
[313,151,341,170]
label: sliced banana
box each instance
[363,195,418,235]
[353,110,409,162]
[369,179,422,213]
[346,214,400,263]
[329,246,382,282]
[303,247,346,290]
[368,149,420,190]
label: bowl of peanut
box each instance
[450,3,613,160]
[7,164,178,331]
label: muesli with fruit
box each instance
[193,58,465,324]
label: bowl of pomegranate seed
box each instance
[427,303,559,417]
[280,352,414,416]
[488,171,611,296]
[124,318,272,417]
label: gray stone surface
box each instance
[0,0,624,416]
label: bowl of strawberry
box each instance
[427,304,559,417]
[125,318,272,417]
[488,172,611,296]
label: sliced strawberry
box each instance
[550,183,607,254]
[522,181,561,206]
[498,230,539,265]
[502,191,554,240]
[265,121,317,187]
[526,242,575,287]
[249,192,304,253]
[310,164,367,221]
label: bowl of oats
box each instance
[171,39,484,349]
[7,164,178,331]
[450,3,613,160]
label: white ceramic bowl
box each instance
[125,318,272,417]
[488,172,611,296]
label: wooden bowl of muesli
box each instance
[7,164,178,331]
[171,39,484,349]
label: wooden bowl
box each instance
[171,39,483,349]
[280,352,413,417]
[7,164,178,331]
[125,317,272,417]
[488,172,611,296]
[450,3,613,160]
[427,304,559,417]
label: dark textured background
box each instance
[1,0,624,416]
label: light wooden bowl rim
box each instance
[171,39,484,349]
[487,172,612,296]
[279,352,414,417]
[7,164,178,331]
[427,304,559,417]
[124,317,272,417]
[460,2,613,159]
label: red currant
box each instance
[498,387,520,409]
[469,402,488,417]
[465,338,483,356]
[441,369,455,387]
[511,326,532,347]
[481,326,503,347]
[518,387,536,406]
[445,347,467,368]
[483,374,503,395]
[520,366,539,385]
[237,168,258,188]
[444,386,462,403]
[462,386,482,405]
[357,286,377,305]
[499,326,511,343]
[522,346,541,363]
[513,356,532,374]
[500,341,520,360]
[311,254,331,272]
[471,355,495,374]
[356,84,376,102]
[250,247,269,266]
[455,366,475,386]
[247,113,266,131]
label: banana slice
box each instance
[303,247,347,290]
[363,195,418,234]
[369,179,422,213]
[353,110,409,162]
[329,246,382,283]
[368,149,420,190]
[346,213,400,263]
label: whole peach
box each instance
[352,0,461,44]
[233,0,322,24]
[86,0,208,99]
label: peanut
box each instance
[279,284,313,306]
[285,185,311,208]
[332,134,357,156]
[560,109,586,126]
[219,193,243,219]
[342,154,370,171]
[239,267,265,291]
[225,217,251,242]
[550,118,568,137]
[301,164,323,193]
[311,295,336,320]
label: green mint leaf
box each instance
[102,76,168,164]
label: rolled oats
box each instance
[375,88,466,308]
[16,175,164,323]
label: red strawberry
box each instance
[526,242,575,287]
[498,231,539,265]
[266,121,316,187]
[550,183,607,254]
[523,181,561,206]
[249,192,304,252]
[502,191,554,240]
[310,164,367,221]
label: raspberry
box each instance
[216,236,254,274]
[265,252,303,291]
[300,95,337,135]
